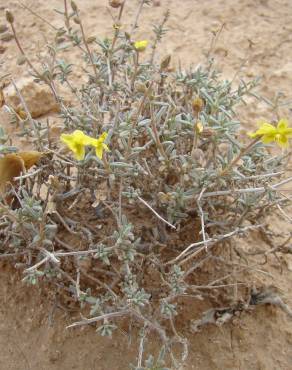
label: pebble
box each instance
[0,43,6,54]
[0,24,8,34]
[0,32,14,42]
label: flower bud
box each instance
[201,128,214,138]
[109,0,123,8]
[191,148,205,166]
[71,1,78,12]
[86,36,96,44]
[125,32,131,40]
[73,16,80,24]
[192,96,204,114]
[5,9,14,24]
[17,109,27,120]
[135,82,147,94]
[160,54,171,71]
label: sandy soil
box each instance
[0,0,292,369]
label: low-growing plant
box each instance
[1,1,292,368]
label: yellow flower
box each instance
[90,132,110,159]
[248,119,292,148]
[195,121,204,134]
[60,130,92,160]
[113,22,121,30]
[134,40,148,52]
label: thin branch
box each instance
[197,187,207,250]
[18,1,59,30]
[166,224,264,265]
[137,196,176,230]
[75,10,99,82]
[202,176,292,198]
[66,310,130,329]
[10,79,39,142]
[277,204,292,223]
[14,167,45,181]
[130,0,145,35]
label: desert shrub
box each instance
[1,1,292,369]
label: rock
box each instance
[3,77,59,118]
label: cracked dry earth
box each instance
[0,0,292,369]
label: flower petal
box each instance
[95,145,103,159]
[60,133,77,152]
[248,123,276,138]
[99,132,108,141]
[255,123,277,136]
[277,119,288,132]
[102,143,110,152]
[248,131,258,138]
[83,135,95,146]
[60,132,88,161]
[276,134,289,148]
[73,130,93,145]
[134,40,148,52]
[261,134,276,144]
[74,144,86,160]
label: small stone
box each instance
[3,77,59,118]
[0,43,6,54]
[153,0,161,6]
[16,55,27,65]
[49,350,62,363]
[246,70,255,78]
[0,32,14,42]
[0,24,8,34]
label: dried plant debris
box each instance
[250,287,292,317]
[192,287,292,333]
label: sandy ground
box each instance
[0,0,292,369]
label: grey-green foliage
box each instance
[0,1,291,369]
